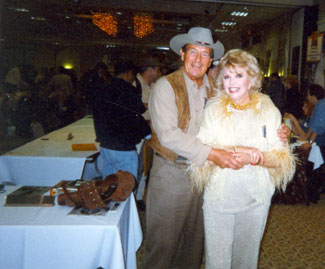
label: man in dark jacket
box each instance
[266,72,285,115]
[92,60,151,178]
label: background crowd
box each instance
[0,59,181,140]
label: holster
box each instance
[57,170,135,210]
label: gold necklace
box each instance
[230,101,251,110]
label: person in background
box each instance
[160,65,168,76]
[48,66,73,97]
[142,27,290,269]
[284,100,315,141]
[265,72,285,115]
[302,84,325,153]
[92,60,151,179]
[4,65,38,137]
[301,84,325,203]
[134,58,162,121]
[81,62,109,114]
[284,74,303,119]
[188,49,295,269]
[132,58,161,209]
[261,76,269,94]
[4,64,31,92]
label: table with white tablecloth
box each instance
[0,116,100,186]
[0,186,142,269]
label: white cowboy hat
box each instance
[170,27,225,60]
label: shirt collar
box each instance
[182,70,209,91]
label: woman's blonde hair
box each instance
[215,49,263,92]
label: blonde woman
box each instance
[189,49,296,269]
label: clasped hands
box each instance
[207,123,289,169]
[207,146,263,170]
[231,146,264,166]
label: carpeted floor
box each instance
[136,195,325,268]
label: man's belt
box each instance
[155,152,187,161]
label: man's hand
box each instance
[207,148,244,170]
[278,123,290,143]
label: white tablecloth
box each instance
[308,142,324,170]
[290,140,324,170]
[0,186,143,269]
[0,116,99,186]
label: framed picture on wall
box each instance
[306,32,323,63]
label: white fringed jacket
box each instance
[188,91,296,209]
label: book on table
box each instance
[4,186,55,207]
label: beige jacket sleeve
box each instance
[149,77,211,166]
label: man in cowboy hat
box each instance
[142,26,239,269]
[142,27,289,269]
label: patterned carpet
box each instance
[259,197,325,269]
[136,195,325,268]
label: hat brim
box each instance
[170,33,224,60]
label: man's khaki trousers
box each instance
[142,155,204,269]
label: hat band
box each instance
[196,41,211,46]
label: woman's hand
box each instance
[232,146,264,165]
[231,152,251,165]
[284,112,294,120]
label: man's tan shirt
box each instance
[149,71,212,166]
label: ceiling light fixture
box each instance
[156,46,169,50]
[134,14,154,39]
[221,22,236,26]
[92,12,118,37]
[215,29,228,33]
[231,11,248,17]
[9,7,29,12]
[30,16,46,21]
